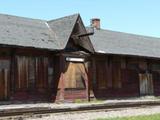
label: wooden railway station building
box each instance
[0,13,160,102]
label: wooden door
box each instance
[65,62,87,89]
[139,73,153,95]
[64,62,88,100]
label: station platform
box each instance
[0,96,160,117]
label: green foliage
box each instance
[74,99,84,103]
[96,114,160,120]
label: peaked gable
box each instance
[64,16,94,53]
[74,16,94,53]
[47,14,79,50]
[48,14,94,52]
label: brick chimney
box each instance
[91,18,100,29]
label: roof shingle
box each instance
[90,28,160,58]
[0,13,79,50]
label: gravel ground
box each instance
[27,105,160,120]
[0,96,159,110]
[0,96,160,120]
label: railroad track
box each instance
[1,101,160,120]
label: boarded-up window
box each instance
[95,57,122,89]
[15,56,52,91]
[65,62,86,89]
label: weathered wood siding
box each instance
[91,55,140,99]
[54,52,90,102]
[2,48,56,101]
[150,60,160,96]
[153,71,160,95]
[1,47,160,102]
[0,69,10,100]
[12,55,54,100]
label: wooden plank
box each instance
[139,73,154,96]
[147,74,153,95]
[0,69,3,100]
[83,62,90,100]
[10,52,15,94]
[139,74,145,95]
[112,61,121,88]
[92,58,97,88]
[57,55,65,101]
[4,69,8,99]
[96,60,107,89]
[107,57,112,88]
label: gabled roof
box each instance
[47,14,79,49]
[89,28,160,58]
[1,13,160,58]
[0,13,79,50]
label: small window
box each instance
[151,64,160,71]
[0,60,10,69]
[127,63,139,70]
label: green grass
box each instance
[96,114,160,120]
[74,99,104,103]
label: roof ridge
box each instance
[95,28,160,40]
[47,13,79,23]
[0,13,45,22]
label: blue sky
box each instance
[0,0,160,37]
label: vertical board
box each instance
[139,73,153,95]
[0,69,9,100]
[0,69,4,100]
[112,61,122,88]
[96,60,107,89]
[0,58,10,100]
[35,57,48,92]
